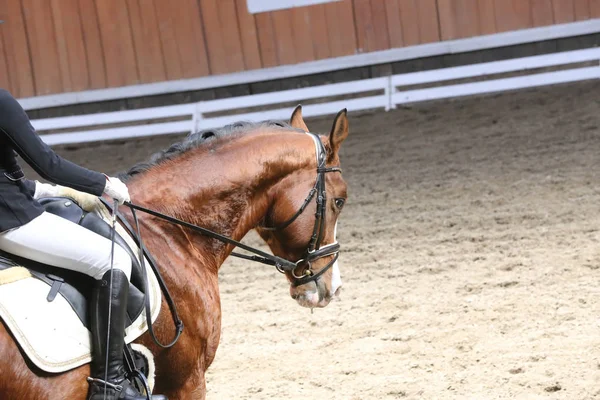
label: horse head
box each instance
[256,106,349,309]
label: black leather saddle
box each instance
[0,197,147,329]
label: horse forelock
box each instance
[119,120,304,181]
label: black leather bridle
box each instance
[120,132,342,289]
[260,132,342,287]
[100,132,343,351]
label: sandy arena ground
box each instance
[41,80,600,399]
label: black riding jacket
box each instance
[0,89,106,232]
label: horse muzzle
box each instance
[289,277,341,309]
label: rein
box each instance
[101,199,184,349]
[124,202,298,272]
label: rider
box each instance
[0,89,166,400]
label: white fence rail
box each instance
[33,48,600,146]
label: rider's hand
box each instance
[103,176,130,204]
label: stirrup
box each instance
[87,377,123,392]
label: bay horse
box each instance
[0,106,349,399]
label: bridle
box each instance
[260,132,342,287]
[115,132,342,289]
[101,131,343,349]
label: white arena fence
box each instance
[32,47,600,146]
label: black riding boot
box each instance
[87,270,167,400]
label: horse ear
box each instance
[329,108,348,158]
[290,105,309,132]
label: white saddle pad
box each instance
[0,211,162,373]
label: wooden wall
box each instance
[1,0,598,98]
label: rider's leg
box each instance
[88,269,166,400]
[0,212,166,400]
[0,211,131,279]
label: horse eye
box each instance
[335,198,346,209]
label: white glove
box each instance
[33,181,60,200]
[103,176,130,204]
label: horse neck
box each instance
[125,130,315,271]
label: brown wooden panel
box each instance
[478,0,497,35]
[184,0,211,78]
[399,0,420,46]
[308,4,331,59]
[493,0,512,31]
[271,9,296,65]
[514,0,534,28]
[370,0,391,50]
[455,0,481,39]
[220,0,246,72]
[353,0,372,52]
[78,0,106,89]
[154,0,184,79]
[201,0,245,74]
[126,0,166,83]
[235,0,262,70]
[0,0,35,97]
[354,0,390,52]
[155,0,210,79]
[95,0,138,87]
[324,0,355,57]
[591,0,600,16]
[291,7,316,62]
[49,0,72,92]
[384,0,404,48]
[22,0,63,95]
[0,27,12,93]
[437,0,456,40]
[7,0,599,96]
[255,13,278,67]
[50,0,89,92]
[201,0,233,74]
[552,0,576,23]
[438,0,483,40]
[531,0,555,26]
[416,0,441,43]
[574,0,591,19]
[494,0,531,32]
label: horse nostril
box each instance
[291,292,299,300]
[334,286,342,297]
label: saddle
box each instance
[0,197,162,374]
[0,197,145,328]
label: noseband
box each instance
[261,132,342,287]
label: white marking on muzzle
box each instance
[330,222,342,296]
